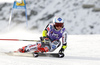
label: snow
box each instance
[0,0,100,64]
[0,29,100,65]
[0,0,23,3]
[0,0,100,34]
[0,0,14,3]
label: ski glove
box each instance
[40,37,50,44]
[59,44,67,53]
[43,38,50,44]
[59,48,64,53]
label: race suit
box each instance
[42,23,67,52]
[19,23,67,53]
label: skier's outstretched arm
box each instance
[59,31,67,53]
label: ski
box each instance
[5,52,64,58]
[37,53,64,58]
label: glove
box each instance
[43,38,50,44]
[59,48,64,53]
[40,37,50,44]
[59,44,67,53]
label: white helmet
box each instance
[53,16,64,27]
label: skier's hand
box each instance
[59,48,64,53]
[44,38,50,44]
[40,36,50,44]
[59,44,67,53]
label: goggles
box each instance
[55,23,63,27]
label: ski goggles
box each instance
[55,23,63,27]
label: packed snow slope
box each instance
[0,29,100,65]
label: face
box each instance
[55,23,63,30]
[55,26,62,30]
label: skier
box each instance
[17,16,67,57]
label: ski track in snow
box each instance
[0,30,100,65]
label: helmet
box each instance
[53,16,64,27]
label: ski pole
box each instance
[0,39,39,42]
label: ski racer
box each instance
[17,16,67,57]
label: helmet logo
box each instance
[57,18,62,22]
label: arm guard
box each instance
[42,30,47,37]
[42,23,52,37]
